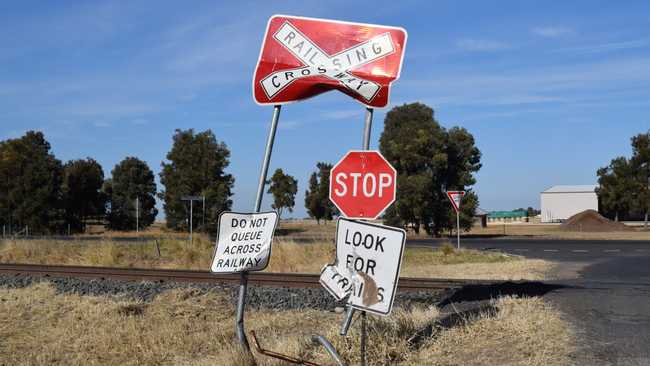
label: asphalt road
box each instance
[548,256,650,365]
[410,237,650,365]
[408,237,650,262]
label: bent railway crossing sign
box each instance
[211,211,278,273]
[253,15,407,108]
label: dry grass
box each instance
[0,236,214,269]
[0,282,574,366]
[264,240,335,273]
[0,238,553,280]
[79,221,187,238]
[401,259,554,281]
[408,296,574,366]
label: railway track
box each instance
[0,263,484,292]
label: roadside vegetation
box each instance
[597,130,650,226]
[281,218,650,241]
[0,282,574,366]
[0,237,554,280]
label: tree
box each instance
[379,103,482,236]
[0,131,63,234]
[61,158,106,233]
[267,168,298,219]
[597,131,650,226]
[304,162,336,224]
[159,129,234,233]
[526,207,541,217]
[596,157,636,221]
[105,157,157,230]
[513,207,541,217]
[456,190,479,232]
[630,131,650,227]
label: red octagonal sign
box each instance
[329,150,397,219]
[253,15,407,108]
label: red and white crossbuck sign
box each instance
[446,191,465,213]
[253,15,407,108]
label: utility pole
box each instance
[181,196,204,244]
[645,162,650,229]
[135,197,140,234]
[456,209,461,250]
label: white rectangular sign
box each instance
[211,211,278,273]
[320,218,406,315]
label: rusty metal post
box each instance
[236,271,250,350]
[236,104,282,351]
[312,334,346,366]
[340,305,355,335]
[360,311,367,366]
[360,107,372,365]
[362,107,373,150]
[339,107,374,364]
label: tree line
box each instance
[0,128,301,235]
[0,102,482,236]
[597,131,650,226]
[0,130,210,233]
[303,103,482,236]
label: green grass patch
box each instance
[404,243,516,266]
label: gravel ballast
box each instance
[0,274,445,311]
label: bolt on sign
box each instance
[446,191,465,212]
[320,218,406,316]
[211,211,278,273]
[252,15,408,108]
[329,150,397,219]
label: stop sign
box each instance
[329,150,397,219]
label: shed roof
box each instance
[541,185,597,194]
[488,210,527,218]
[474,207,489,216]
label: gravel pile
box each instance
[0,274,445,311]
[560,209,632,232]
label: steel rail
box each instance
[0,263,486,291]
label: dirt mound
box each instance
[560,210,632,232]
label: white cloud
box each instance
[554,39,647,54]
[320,110,363,120]
[456,39,510,52]
[402,57,650,108]
[56,102,159,118]
[278,120,302,130]
[532,26,573,37]
[93,121,111,128]
[131,118,149,125]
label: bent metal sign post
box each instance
[227,15,407,354]
[253,15,407,108]
[211,211,278,273]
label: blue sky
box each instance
[1,1,649,217]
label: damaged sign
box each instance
[320,217,406,315]
[211,211,278,273]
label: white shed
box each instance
[540,185,598,223]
